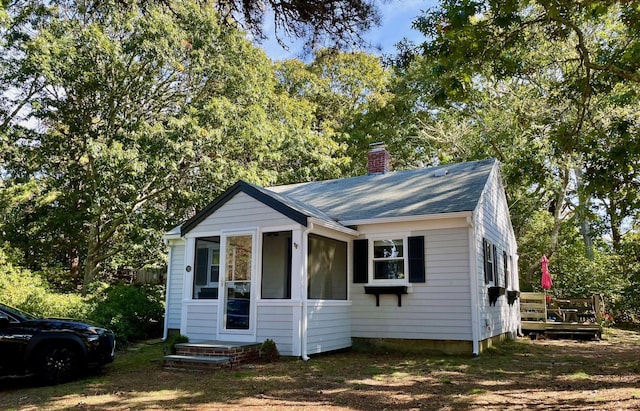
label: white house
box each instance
[162,145,520,356]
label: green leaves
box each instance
[2,1,375,289]
[400,0,640,291]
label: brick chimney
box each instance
[367,142,390,175]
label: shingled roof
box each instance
[179,158,497,236]
[270,158,497,223]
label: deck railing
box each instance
[520,292,604,324]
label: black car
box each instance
[0,303,116,385]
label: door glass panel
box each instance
[224,235,252,330]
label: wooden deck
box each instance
[520,292,604,338]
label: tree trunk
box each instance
[523,160,571,288]
[608,197,622,250]
[69,246,81,287]
[575,166,594,259]
[82,225,101,293]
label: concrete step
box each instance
[162,354,233,371]
[174,342,260,364]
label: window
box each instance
[483,238,494,284]
[261,231,292,299]
[308,234,347,300]
[353,236,425,284]
[373,239,405,280]
[193,236,220,299]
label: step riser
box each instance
[163,360,232,371]
[163,343,260,371]
[175,346,259,364]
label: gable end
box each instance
[180,181,308,236]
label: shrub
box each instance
[259,338,280,362]
[0,247,89,319]
[165,334,189,354]
[88,283,165,346]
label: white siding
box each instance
[474,165,520,341]
[187,192,297,234]
[351,227,473,341]
[184,303,219,341]
[166,240,185,330]
[306,302,351,354]
[256,304,296,356]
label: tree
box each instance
[216,0,381,52]
[400,0,640,283]
[415,0,640,245]
[275,49,427,176]
[0,0,343,290]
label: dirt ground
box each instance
[1,328,640,410]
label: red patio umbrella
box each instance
[541,255,552,290]
[541,255,552,303]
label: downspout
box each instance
[162,240,172,341]
[467,215,480,356]
[300,222,314,361]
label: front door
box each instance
[220,233,254,339]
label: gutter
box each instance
[308,217,359,237]
[300,221,314,361]
[339,211,472,227]
[162,239,173,341]
[467,215,480,356]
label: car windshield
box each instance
[0,302,37,320]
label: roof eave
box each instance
[339,211,474,226]
[308,217,359,236]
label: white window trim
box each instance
[368,234,409,286]
[484,238,496,286]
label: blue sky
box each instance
[259,0,439,61]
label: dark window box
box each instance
[507,290,520,306]
[488,286,505,306]
[364,285,408,307]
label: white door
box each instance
[219,233,255,340]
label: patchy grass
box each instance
[2,329,640,410]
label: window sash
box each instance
[372,238,407,281]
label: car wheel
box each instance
[36,342,81,385]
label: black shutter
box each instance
[503,251,509,289]
[353,239,368,283]
[493,244,499,285]
[408,236,426,283]
[483,238,490,284]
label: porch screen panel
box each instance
[195,248,208,286]
[308,234,347,300]
[193,236,220,299]
[261,231,292,299]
